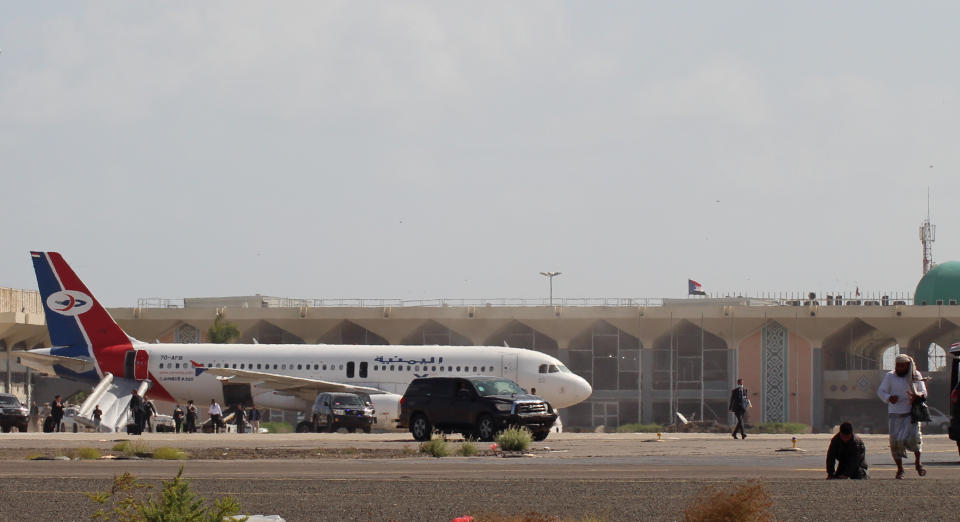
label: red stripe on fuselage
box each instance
[146,372,177,403]
[47,253,131,375]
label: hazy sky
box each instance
[2,2,960,306]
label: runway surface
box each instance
[2,432,960,520]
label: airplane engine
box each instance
[369,393,402,430]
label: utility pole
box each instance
[539,272,562,306]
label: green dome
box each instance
[914,261,960,305]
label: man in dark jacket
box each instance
[129,389,144,435]
[50,395,65,432]
[728,378,750,439]
[827,422,869,479]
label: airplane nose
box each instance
[574,375,593,404]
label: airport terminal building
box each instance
[5,263,960,432]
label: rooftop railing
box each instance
[135,292,918,309]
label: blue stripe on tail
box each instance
[31,252,90,359]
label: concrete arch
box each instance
[317,320,388,345]
[243,321,305,344]
[400,321,472,346]
[483,321,558,358]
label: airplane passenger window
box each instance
[456,366,461,372]
[374,365,378,371]
[473,366,477,372]
[448,366,453,372]
[439,366,444,372]
[216,363,221,368]
[314,364,319,370]
[432,366,436,371]
[406,366,411,371]
[480,366,485,372]
[297,364,302,370]
[415,366,420,372]
[207,363,213,367]
[390,365,395,371]
[339,364,344,370]
[257,364,262,369]
[273,364,278,369]
[240,364,244,369]
[323,364,327,370]
[539,364,548,374]
[232,364,237,369]
[175,363,180,369]
[281,364,286,370]
[158,363,163,369]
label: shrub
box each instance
[456,442,478,456]
[681,481,772,522]
[751,422,808,434]
[495,427,532,452]
[616,423,665,433]
[419,435,450,457]
[260,421,293,434]
[152,447,189,460]
[111,440,151,456]
[73,447,102,460]
[86,466,244,521]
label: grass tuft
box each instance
[152,447,189,460]
[681,481,773,522]
[419,434,450,457]
[456,441,479,456]
[72,447,102,460]
[112,440,152,456]
[495,427,532,452]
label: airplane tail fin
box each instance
[31,252,131,362]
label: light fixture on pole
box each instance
[539,271,562,306]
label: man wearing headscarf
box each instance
[877,354,927,479]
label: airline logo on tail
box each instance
[46,290,93,316]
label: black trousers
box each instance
[732,411,746,437]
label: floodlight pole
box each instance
[539,271,562,306]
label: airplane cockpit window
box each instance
[557,364,572,373]
[548,365,560,373]
[539,364,548,374]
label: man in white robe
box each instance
[876,354,927,479]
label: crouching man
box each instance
[826,422,868,479]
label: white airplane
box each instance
[19,252,592,430]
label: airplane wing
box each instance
[18,350,96,375]
[200,367,389,402]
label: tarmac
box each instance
[2,431,960,520]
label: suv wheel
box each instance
[532,430,549,442]
[410,414,432,441]
[295,421,313,433]
[362,425,372,434]
[476,415,497,442]
[327,416,337,433]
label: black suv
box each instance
[398,377,557,442]
[0,393,29,433]
[308,392,375,433]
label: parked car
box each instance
[305,392,375,433]
[0,393,29,433]
[929,406,950,433]
[398,376,557,442]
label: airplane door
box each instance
[124,351,136,379]
[134,350,149,381]
[501,354,518,382]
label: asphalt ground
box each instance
[2,432,960,520]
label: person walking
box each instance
[129,389,144,435]
[234,405,247,434]
[728,378,750,439]
[92,405,103,433]
[29,401,39,432]
[209,399,223,433]
[143,400,157,433]
[878,354,928,479]
[248,406,261,433]
[50,395,65,433]
[172,404,185,433]
[826,422,868,479]
[185,400,198,433]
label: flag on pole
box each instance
[688,279,706,296]
[855,286,860,297]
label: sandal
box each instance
[916,465,927,477]
[896,470,905,480]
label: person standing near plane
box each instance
[129,389,144,435]
[172,404,184,433]
[209,399,223,433]
[50,395,65,433]
[186,400,198,433]
[248,406,261,433]
[29,401,39,432]
[143,400,157,433]
[93,405,103,432]
[877,354,928,479]
[234,405,247,434]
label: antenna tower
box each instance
[920,188,936,275]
